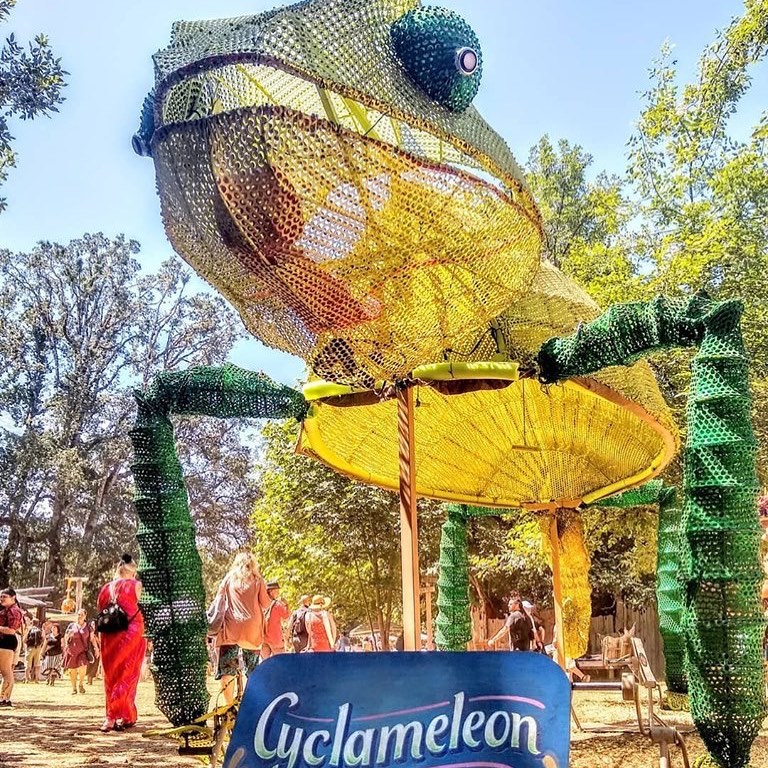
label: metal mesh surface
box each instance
[435,505,472,651]
[131,365,306,726]
[140,0,543,387]
[539,296,767,768]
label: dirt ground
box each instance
[1,678,767,767]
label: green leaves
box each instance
[0,0,67,211]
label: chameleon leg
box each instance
[435,505,472,651]
[538,295,767,768]
[130,364,307,725]
[540,515,591,661]
[592,481,688,697]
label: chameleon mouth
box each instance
[152,61,542,384]
[159,60,519,204]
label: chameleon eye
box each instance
[391,7,482,112]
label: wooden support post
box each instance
[421,578,435,650]
[397,386,420,651]
[549,514,567,671]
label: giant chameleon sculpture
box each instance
[133,1,767,765]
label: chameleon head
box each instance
[135,0,543,384]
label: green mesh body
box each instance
[130,364,306,725]
[595,481,688,694]
[539,296,767,768]
[435,505,472,650]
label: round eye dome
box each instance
[456,47,479,76]
[391,7,483,113]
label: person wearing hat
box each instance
[305,595,337,652]
[261,581,290,661]
[522,600,545,652]
[487,595,533,651]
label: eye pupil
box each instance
[456,47,478,75]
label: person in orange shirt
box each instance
[213,552,271,704]
[261,581,290,661]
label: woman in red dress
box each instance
[305,595,337,652]
[96,554,146,732]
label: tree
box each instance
[251,420,445,642]
[525,136,642,307]
[0,0,66,211]
[0,234,250,594]
[628,0,768,480]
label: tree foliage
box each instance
[251,420,445,642]
[498,2,768,610]
[0,234,253,601]
[0,0,66,211]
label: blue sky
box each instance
[0,0,754,386]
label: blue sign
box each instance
[224,652,570,768]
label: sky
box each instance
[0,0,756,386]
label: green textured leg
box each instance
[539,296,767,768]
[435,505,472,651]
[593,481,688,696]
[683,302,764,768]
[130,364,307,726]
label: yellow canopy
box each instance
[298,264,678,508]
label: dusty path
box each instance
[1,677,767,767]
[0,679,200,767]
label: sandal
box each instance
[99,719,115,732]
[114,719,125,731]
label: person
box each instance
[487,595,533,651]
[213,552,271,704]
[96,553,146,732]
[362,635,373,652]
[63,609,91,695]
[522,600,545,652]
[336,630,352,652]
[24,618,44,683]
[0,587,24,707]
[261,581,290,661]
[548,623,590,682]
[86,621,101,685]
[289,595,311,653]
[305,595,337,652]
[41,622,64,685]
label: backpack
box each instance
[96,581,137,634]
[290,607,308,640]
[26,627,43,648]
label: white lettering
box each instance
[484,711,510,748]
[343,729,376,765]
[449,692,465,750]
[376,722,424,762]
[461,710,485,748]
[302,730,331,766]
[424,714,449,754]
[329,703,350,767]
[277,724,303,768]
[510,713,540,755]
[254,692,298,761]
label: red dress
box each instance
[97,578,146,724]
[305,610,335,652]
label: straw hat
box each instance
[310,594,331,610]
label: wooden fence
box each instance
[471,598,667,680]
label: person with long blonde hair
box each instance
[213,551,270,704]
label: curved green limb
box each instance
[594,481,687,694]
[539,296,766,768]
[130,364,307,725]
